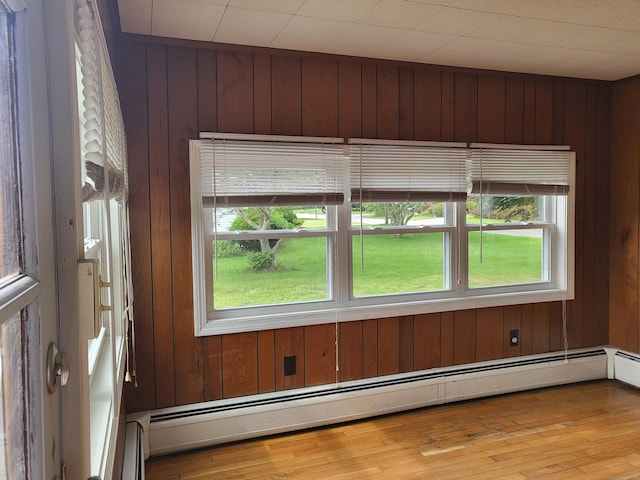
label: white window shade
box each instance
[348,139,469,203]
[469,144,571,196]
[199,134,346,207]
[76,0,127,203]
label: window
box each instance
[74,0,133,476]
[191,135,574,335]
[0,2,36,478]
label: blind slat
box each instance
[469,148,571,195]
[201,137,346,207]
[349,142,468,202]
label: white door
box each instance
[1,1,65,479]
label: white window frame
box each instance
[73,0,132,477]
[191,135,575,336]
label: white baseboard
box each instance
[133,347,608,457]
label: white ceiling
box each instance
[117,0,640,81]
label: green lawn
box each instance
[213,231,542,308]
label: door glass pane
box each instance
[0,312,27,480]
[0,10,20,284]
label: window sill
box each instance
[196,287,573,336]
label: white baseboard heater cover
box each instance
[613,350,640,388]
[140,348,608,457]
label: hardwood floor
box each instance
[145,380,640,479]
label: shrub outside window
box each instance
[190,135,574,335]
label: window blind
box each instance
[469,145,571,196]
[199,135,346,207]
[76,0,126,203]
[348,139,469,203]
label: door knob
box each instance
[46,342,70,394]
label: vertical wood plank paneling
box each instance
[399,316,414,372]
[441,72,455,141]
[505,77,524,144]
[222,333,258,398]
[414,313,441,370]
[378,317,400,376]
[477,75,505,143]
[454,73,477,143]
[564,82,587,349]
[120,40,154,412]
[148,44,175,408]
[610,79,640,351]
[362,64,377,138]
[441,311,454,366]
[275,327,305,390]
[414,69,441,141]
[503,305,522,358]
[582,85,598,347]
[118,40,615,411]
[363,319,378,377]
[338,62,362,139]
[253,53,272,134]
[534,79,553,144]
[399,68,414,140]
[196,48,217,133]
[339,321,363,381]
[532,302,551,354]
[475,307,504,362]
[217,50,254,133]
[203,336,222,401]
[258,330,275,393]
[551,80,565,145]
[302,57,338,137]
[167,45,203,405]
[453,310,476,365]
[272,56,301,136]
[523,79,536,144]
[520,304,534,355]
[305,324,337,386]
[377,65,399,139]
[548,301,564,352]
[595,85,612,345]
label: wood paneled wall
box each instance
[116,36,611,413]
[610,76,640,352]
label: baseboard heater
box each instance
[613,350,640,388]
[135,347,607,457]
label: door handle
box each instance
[46,342,70,394]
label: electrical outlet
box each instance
[284,355,296,376]
[510,329,519,346]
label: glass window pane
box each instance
[210,206,326,234]
[351,202,445,228]
[352,232,445,297]
[466,195,545,224]
[0,11,20,284]
[468,229,544,288]
[0,312,27,480]
[213,236,328,309]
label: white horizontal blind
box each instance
[75,1,103,168]
[469,147,571,196]
[348,140,468,203]
[200,136,346,207]
[98,26,127,202]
